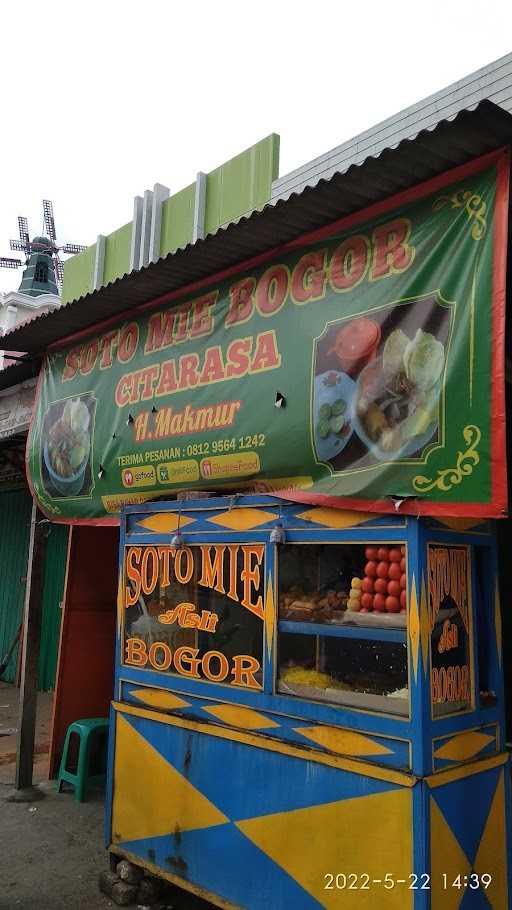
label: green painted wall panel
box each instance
[38,523,69,692]
[0,489,32,683]
[61,245,95,304]
[0,489,69,690]
[103,222,132,286]
[62,133,280,302]
[160,184,195,256]
[204,133,280,235]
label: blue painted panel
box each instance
[119,825,324,910]
[458,884,493,908]
[123,711,399,821]
[279,619,406,644]
[120,681,412,770]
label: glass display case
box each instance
[277,542,408,714]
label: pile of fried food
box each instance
[281,666,351,691]
[279,585,347,622]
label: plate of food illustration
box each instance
[354,328,445,461]
[313,370,356,462]
[43,397,93,496]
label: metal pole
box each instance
[14,502,49,790]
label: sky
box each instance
[1,0,512,292]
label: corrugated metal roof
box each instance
[2,99,512,361]
[272,53,512,200]
[0,360,40,392]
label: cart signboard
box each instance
[27,152,509,522]
[428,544,473,716]
[123,542,264,689]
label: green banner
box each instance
[27,155,508,521]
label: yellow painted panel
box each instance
[433,731,495,762]
[427,754,507,788]
[202,704,279,730]
[111,714,227,843]
[237,789,413,909]
[474,770,508,909]
[295,508,375,529]
[129,689,190,710]
[430,798,471,910]
[101,492,160,513]
[294,726,392,757]
[265,573,275,659]
[136,513,196,533]
[420,575,429,676]
[113,702,416,787]
[409,575,419,682]
[117,570,123,634]
[207,508,277,530]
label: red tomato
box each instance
[400,558,406,573]
[388,562,401,581]
[374,577,388,595]
[365,561,378,578]
[400,546,406,555]
[387,580,401,597]
[365,547,379,560]
[389,548,401,562]
[400,573,407,590]
[400,590,407,609]
[361,593,374,610]
[376,561,389,579]
[385,595,400,613]
[373,593,386,612]
[361,577,374,593]
[377,547,389,562]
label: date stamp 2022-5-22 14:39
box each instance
[323,873,493,893]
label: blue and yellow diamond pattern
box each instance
[429,765,508,909]
[111,709,413,909]
[121,684,411,770]
[129,504,405,536]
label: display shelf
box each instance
[279,619,406,644]
[277,679,409,716]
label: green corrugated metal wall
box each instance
[0,488,69,690]
[38,522,69,691]
[0,489,32,683]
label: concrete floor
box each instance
[0,683,214,910]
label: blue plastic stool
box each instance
[56,717,109,802]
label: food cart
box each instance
[106,495,510,909]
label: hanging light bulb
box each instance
[171,509,184,548]
[270,521,286,544]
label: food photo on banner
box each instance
[26,151,509,522]
[41,394,97,499]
